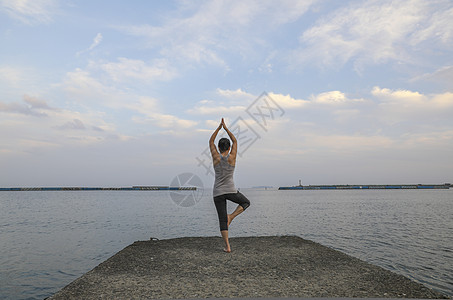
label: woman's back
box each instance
[213,154,236,197]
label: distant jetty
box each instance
[279,183,451,190]
[0,186,196,191]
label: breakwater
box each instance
[48,236,448,299]
[0,186,196,191]
[279,183,451,190]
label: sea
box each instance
[0,188,452,300]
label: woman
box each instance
[209,118,250,252]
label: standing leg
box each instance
[214,195,231,252]
[221,230,231,253]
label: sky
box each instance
[1,0,452,188]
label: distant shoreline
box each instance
[0,186,196,191]
[279,183,451,190]
[1,183,451,191]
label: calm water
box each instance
[0,189,452,299]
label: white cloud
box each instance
[431,92,453,108]
[410,6,453,45]
[311,91,347,104]
[187,88,255,115]
[150,113,198,129]
[267,92,308,109]
[266,91,363,109]
[0,94,54,117]
[64,68,103,93]
[62,67,135,110]
[88,33,102,51]
[132,113,198,129]
[333,109,361,122]
[0,0,59,24]
[100,58,177,82]
[372,86,426,103]
[401,129,453,147]
[216,88,255,100]
[372,86,453,124]
[295,0,453,71]
[117,1,317,70]
[126,96,198,130]
[0,97,118,156]
[61,65,196,136]
[23,94,54,110]
[62,61,177,112]
[0,66,23,87]
[188,105,246,115]
[412,65,453,88]
[306,133,394,152]
[55,119,86,130]
[76,33,103,56]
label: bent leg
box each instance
[226,191,250,226]
[228,205,244,226]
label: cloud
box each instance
[132,113,198,129]
[311,91,348,104]
[401,129,453,147]
[187,88,256,115]
[306,133,394,152]
[0,96,119,157]
[61,65,196,136]
[294,0,453,71]
[267,92,308,109]
[88,33,102,51]
[0,0,59,24]
[216,88,255,100]
[372,86,453,124]
[0,95,54,117]
[188,104,246,115]
[100,58,177,82]
[150,113,198,129]
[62,67,134,109]
[412,65,453,88]
[333,109,361,122]
[76,33,103,56]
[117,1,317,70]
[268,91,363,109]
[188,89,361,118]
[126,96,198,130]
[23,94,54,110]
[372,86,425,103]
[410,6,453,45]
[56,119,86,130]
[0,66,23,87]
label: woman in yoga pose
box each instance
[209,118,250,252]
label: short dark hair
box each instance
[218,138,231,152]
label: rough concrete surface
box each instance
[48,236,448,299]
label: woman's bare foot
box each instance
[220,230,231,253]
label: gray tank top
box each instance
[213,154,237,197]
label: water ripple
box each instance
[0,189,452,299]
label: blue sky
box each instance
[1,0,452,188]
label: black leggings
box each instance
[214,191,250,231]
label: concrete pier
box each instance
[48,236,448,299]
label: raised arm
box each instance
[222,119,237,163]
[209,120,223,165]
